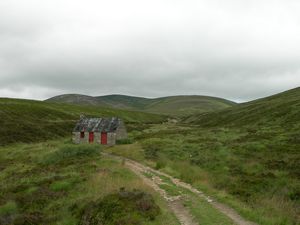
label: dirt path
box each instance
[103,153,257,225]
[119,154,198,225]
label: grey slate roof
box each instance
[73,117,122,132]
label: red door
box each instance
[101,132,107,145]
[89,132,94,143]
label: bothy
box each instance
[72,117,127,146]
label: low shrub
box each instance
[0,201,18,225]
[50,181,72,192]
[142,138,164,160]
[116,138,134,145]
[144,146,159,160]
[78,188,160,225]
[155,160,166,170]
[13,211,44,225]
[0,201,18,216]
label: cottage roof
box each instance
[73,117,122,132]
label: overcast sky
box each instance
[0,0,300,102]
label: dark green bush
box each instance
[155,160,166,170]
[78,188,160,225]
[142,138,165,160]
[116,138,134,145]
[144,146,159,160]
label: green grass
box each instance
[116,138,134,145]
[96,94,153,110]
[0,139,179,225]
[42,144,101,165]
[47,94,236,116]
[143,95,236,116]
[107,121,300,225]
[142,172,155,179]
[78,188,160,225]
[50,180,73,192]
[106,143,149,164]
[140,159,237,225]
[180,87,300,224]
[184,87,300,127]
[158,184,181,197]
[184,196,235,225]
[140,164,236,224]
[0,98,166,146]
[0,201,18,216]
[1,87,299,224]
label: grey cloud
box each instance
[0,0,300,101]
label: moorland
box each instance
[0,88,299,225]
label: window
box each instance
[80,132,85,138]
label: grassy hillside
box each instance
[184,87,300,127]
[46,94,104,106]
[0,140,180,225]
[113,123,300,224]
[106,88,300,224]
[46,94,236,116]
[178,88,300,224]
[0,98,166,146]
[2,88,298,224]
[96,95,152,110]
[143,95,236,115]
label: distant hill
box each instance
[46,94,236,116]
[184,87,300,127]
[46,94,106,106]
[142,95,236,115]
[96,95,152,110]
[179,87,300,225]
[0,98,166,146]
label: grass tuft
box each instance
[50,180,73,192]
[0,201,18,216]
[116,138,134,145]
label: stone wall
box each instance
[73,131,117,146]
[72,132,81,144]
[72,131,90,144]
[94,132,101,144]
[107,132,117,146]
[116,121,128,140]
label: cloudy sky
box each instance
[0,0,300,102]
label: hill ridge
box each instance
[46,93,236,116]
[184,86,300,127]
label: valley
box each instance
[0,88,299,225]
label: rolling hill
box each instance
[0,98,167,146]
[1,88,299,224]
[45,94,107,106]
[184,87,300,127]
[180,87,300,223]
[127,87,300,224]
[142,95,236,115]
[46,94,236,116]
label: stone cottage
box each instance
[72,117,127,145]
